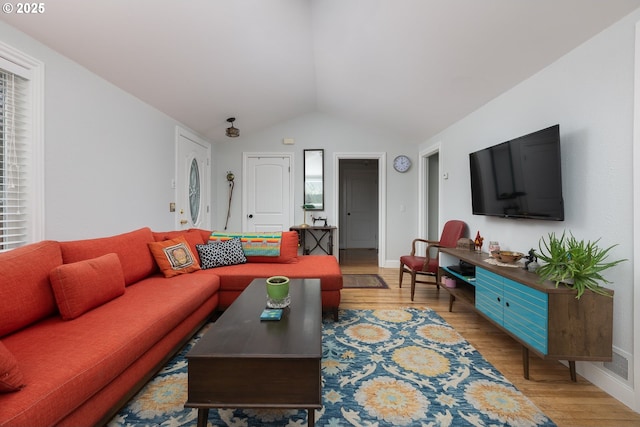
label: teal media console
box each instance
[438,247,613,382]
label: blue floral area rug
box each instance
[108,308,556,427]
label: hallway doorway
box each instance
[426,152,439,240]
[419,144,440,239]
[339,159,378,250]
[334,153,387,267]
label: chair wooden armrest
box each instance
[410,238,439,256]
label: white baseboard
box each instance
[576,361,637,412]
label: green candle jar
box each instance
[265,276,290,308]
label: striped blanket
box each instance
[209,231,282,256]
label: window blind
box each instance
[0,69,29,251]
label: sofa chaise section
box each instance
[188,228,343,320]
[208,255,342,319]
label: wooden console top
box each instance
[439,247,613,295]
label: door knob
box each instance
[180,219,188,225]
[248,214,253,218]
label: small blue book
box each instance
[260,308,283,321]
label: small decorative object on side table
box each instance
[457,238,475,251]
[300,204,315,228]
[524,248,539,272]
[311,215,328,226]
[474,231,484,253]
[489,241,500,255]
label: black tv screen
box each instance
[469,124,564,221]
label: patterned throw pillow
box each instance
[196,238,247,269]
[148,236,201,278]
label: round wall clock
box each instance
[393,155,412,173]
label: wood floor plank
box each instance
[338,258,640,427]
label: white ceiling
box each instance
[2,0,640,143]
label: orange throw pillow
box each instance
[0,341,25,393]
[152,229,205,263]
[148,236,201,278]
[49,253,126,320]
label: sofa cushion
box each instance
[152,229,205,263]
[0,240,61,337]
[190,229,299,263]
[148,236,201,277]
[0,341,24,393]
[245,230,299,263]
[209,231,284,256]
[49,253,126,320]
[196,238,247,269]
[60,227,156,286]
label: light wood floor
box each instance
[338,249,640,427]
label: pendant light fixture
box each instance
[225,117,239,138]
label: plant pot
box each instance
[266,276,291,308]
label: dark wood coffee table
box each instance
[185,278,322,427]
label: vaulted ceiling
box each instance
[3,0,640,143]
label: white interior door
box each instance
[176,127,211,230]
[243,154,293,231]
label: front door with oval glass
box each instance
[176,128,211,230]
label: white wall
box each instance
[421,9,639,409]
[0,21,191,241]
[213,112,418,262]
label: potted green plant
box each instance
[535,231,626,299]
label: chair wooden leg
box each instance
[398,264,404,288]
[410,272,416,301]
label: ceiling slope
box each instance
[2,0,640,142]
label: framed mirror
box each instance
[303,149,324,211]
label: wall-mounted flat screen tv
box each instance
[469,124,564,221]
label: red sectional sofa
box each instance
[0,227,342,427]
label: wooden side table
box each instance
[289,226,337,255]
